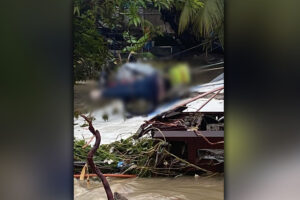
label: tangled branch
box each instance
[81,114,114,200]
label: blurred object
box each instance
[90,89,102,100]
[74,73,224,145]
[95,62,191,115]
[144,40,153,52]
[115,62,156,81]
[79,164,87,181]
[117,161,124,168]
[105,62,160,115]
[168,63,191,86]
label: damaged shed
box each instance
[136,86,224,172]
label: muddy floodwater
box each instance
[74,176,224,200]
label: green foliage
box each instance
[73,0,224,82]
[178,0,204,34]
[102,112,109,121]
[74,110,80,119]
[73,0,110,82]
[193,0,224,40]
[127,4,142,26]
[177,0,224,48]
[139,52,155,59]
[122,32,150,52]
[152,0,174,11]
[73,137,155,175]
[119,0,167,54]
[73,0,175,81]
[80,123,89,127]
[74,140,91,161]
[74,135,212,176]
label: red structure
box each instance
[137,87,224,172]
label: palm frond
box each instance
[193,0,224,37]
[178,0,204,34]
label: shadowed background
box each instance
[226,0,300,199]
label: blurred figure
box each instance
[91,62,190,115]
[168,63,190,89]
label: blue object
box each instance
[144,41,152,51]
[102,73,159,105]
[117,161,124,168]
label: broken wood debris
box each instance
[136,86,224,172]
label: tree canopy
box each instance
[73,0,224,82]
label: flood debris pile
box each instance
[74,86,224,177]
[74,134,214,177]
[136,111,224,172]
[74,126,221,177]
[74,136,154,176]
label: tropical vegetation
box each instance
[73,0,224,82]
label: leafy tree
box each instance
[100,0,168,54]
[73,0,170,80]
[73,0,110,82]
[73,0,224,82]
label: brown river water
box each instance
[74,176,224,200]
